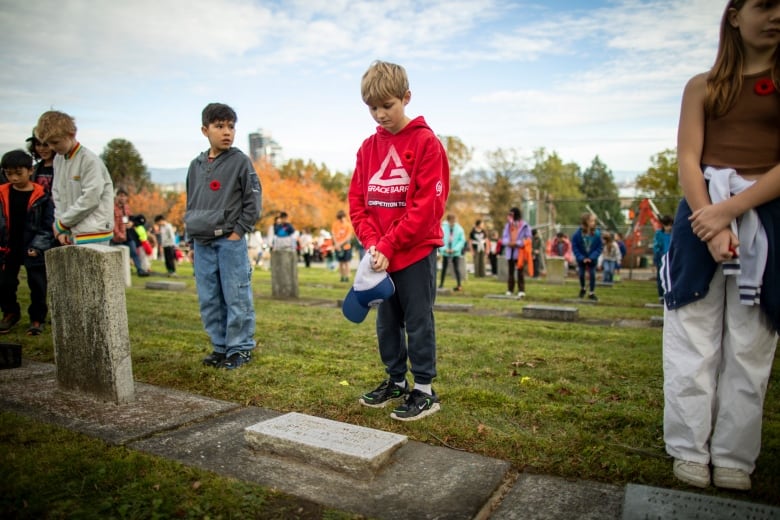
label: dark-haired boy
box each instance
[185,103,262,370]
[0,150,55,335]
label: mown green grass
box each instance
[2,259,778,517]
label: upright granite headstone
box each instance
[271,249,299,298]
[112,244,132,287]
[46,245,135,404]
[546,257,566,284]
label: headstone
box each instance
[111,244,132,287]
[46,245,135,404]
[622,484,780,520]
[245,412,407,478]
[271,249,298,298]
[434,303,473,312]
[546,257,566,284]
[145,281,186,291]
[650,316,664,327]
[497,256,508,282]
[523,304,578,322]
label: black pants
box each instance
[163,245,177,273]
[0,260,47,322]
[507,258,525,293]
[439,256,461,288]
[377,250,438,385]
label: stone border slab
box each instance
[562,298,597,305]
[622,484,780,520]
[145,281,187,291]
[485,294,524,300]
[435,303,473,312]
[131,407,511,520]
[491,474,623,520]
[0,363,239,445]
[245,412,407,478]
[522,305,578,322]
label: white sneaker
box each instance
[713,466,751,490]
[505,291,512,296]
[517,291,526,299]
[673,459,710,488]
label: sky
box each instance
[0,0,723,182]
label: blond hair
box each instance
[706,0,780,117]
[361,60,409,105]
[35,111,77,142]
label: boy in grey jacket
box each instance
[185,103,262,369]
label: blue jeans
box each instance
[603,260,616,283]
[193,236,255,356]
[112,238,145,274]
[377,250,438,385]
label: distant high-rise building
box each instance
[248,129,283,166]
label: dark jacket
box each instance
[0,183,55,268]
[664,196,780,333]
[571,227,603,264]
[184,147,262,244]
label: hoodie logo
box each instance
[369,145,411,187]
[367,145,410,208]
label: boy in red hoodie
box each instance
[348,60,450,421]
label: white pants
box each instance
[663,269,777,472]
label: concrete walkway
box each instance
[2,360,777,519]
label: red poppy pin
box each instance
[754,77,776,96]
[402,150,414,163]
[209,180,221,191]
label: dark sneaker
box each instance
[26,322,44,336]
[359,379,408,408]
[391,389,441,421]
[218,351,252,370]
[202,351,226,367]
[0,313,20,334]
[588,292,599,301]
[579,288,586,298]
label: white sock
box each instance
[393,380,407,389]
[414,383,432,395]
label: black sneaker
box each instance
[588,292,599,301]
[0,313,20,334]
[359,379,408,408]
[202,351,226,367]
[579,288,586,298]
[218,351,252,370]
[390,389,441,421]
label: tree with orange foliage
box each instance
[255,159,345,234]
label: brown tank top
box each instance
[701,70,780,176]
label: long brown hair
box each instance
[706,0,780,117]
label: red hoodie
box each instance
[349,116,450,273]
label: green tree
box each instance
[468,147,530,228]
[580,155,624,230]
[101,138,151,194]
[438,135,474,217]
[635,149,681,216]
[529,148,583,226]
[277,158,350,201]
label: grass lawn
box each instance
[1,258,778,518]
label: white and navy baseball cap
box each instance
[342,254,395,323]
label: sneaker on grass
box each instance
[390,389,440,421]
[219,351,252,370]
[359,379,408,408]
[202,351,226,367]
